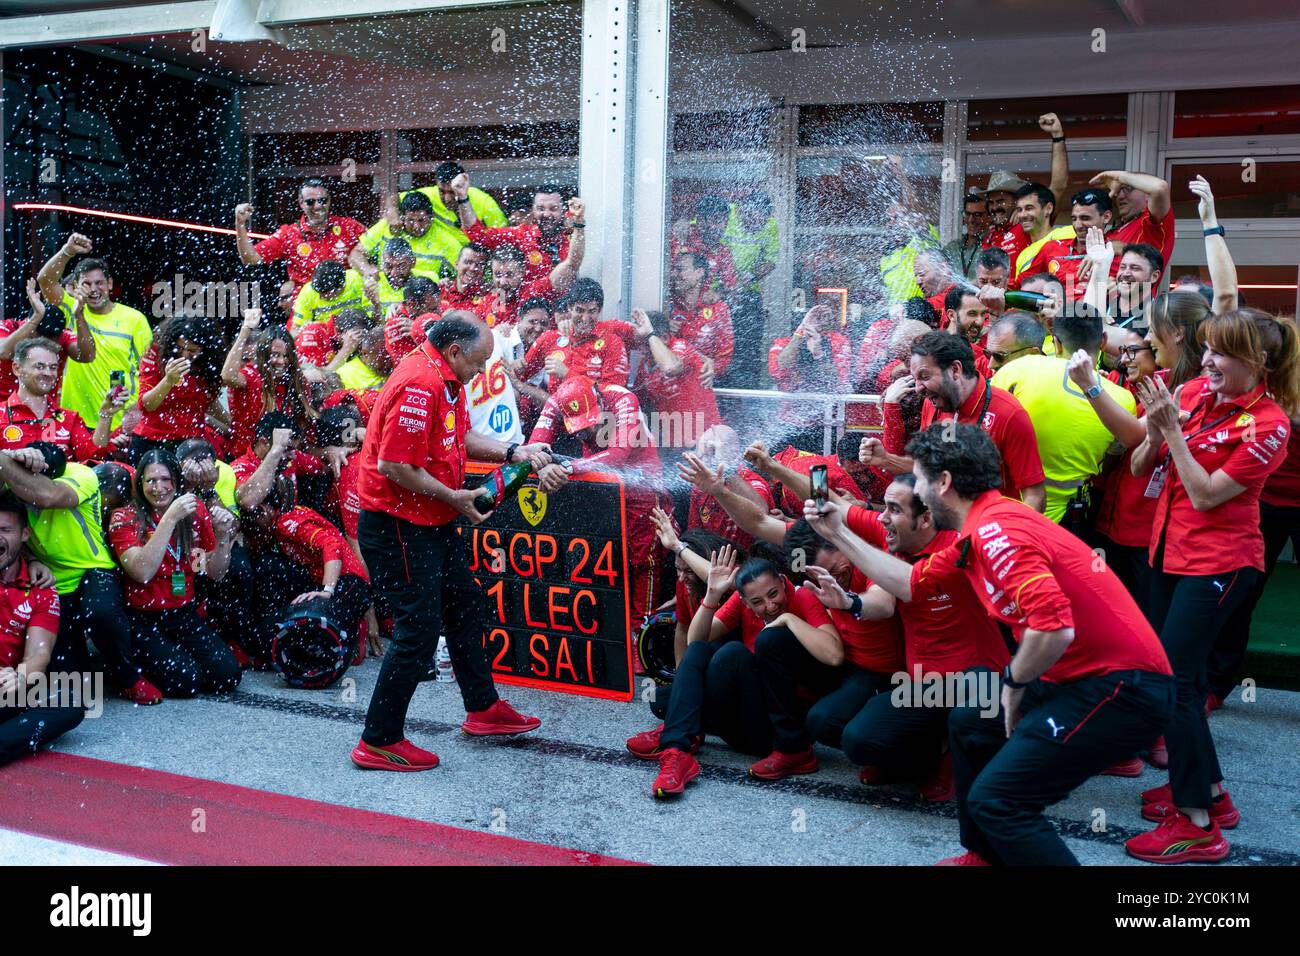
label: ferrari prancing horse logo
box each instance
[518,486,547,526]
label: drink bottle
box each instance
[435,636,455,683]
[1003,290,1049,312]
[472,460,533,513]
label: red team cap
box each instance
[552,375,603,433]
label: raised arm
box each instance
[1066,350,1146,448]
[1039,113,1071,216]
[677,452,788,547]
[1189,175,1237,315]
[37,233,92,306]
[803,496,915,602]
[234,204,263,266]
[222,309,262,388]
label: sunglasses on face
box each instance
[302,197,329,207]
[985,345,1035,364]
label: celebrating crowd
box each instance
[1,115,1296,868]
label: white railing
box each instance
[712,388,883,456]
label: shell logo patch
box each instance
[528,250,543,265]
[1048,259,1061,274]
[297,243,312,257]
[444,411,456,431]
[2,425,23,443]
[519,486,547,526]
[550,350,567,363]
[1236,413,1255,428]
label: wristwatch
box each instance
[1084,383,1103,400]
[505,443,519,464]
[1203,225,1226,238]
[1002,663,1030,689]
[847,592,864,620]
[455,197,470,205]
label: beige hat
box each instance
[976,170,1031,196]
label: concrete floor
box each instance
[12,660,1300,866]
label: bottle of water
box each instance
[435,636,456,683]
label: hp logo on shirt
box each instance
[490,405,514,435]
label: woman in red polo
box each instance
[1126,308,1300,863]
[132,316,224,465]
[109,447,239,699]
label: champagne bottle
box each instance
[1003,290,1049,313]
[472,460,533,513]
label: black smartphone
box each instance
[810,463,829,507]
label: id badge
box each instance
[171,571,187,597]
[1144,464,1168,499]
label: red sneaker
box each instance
[935,850,991,866]
[122,676,163,706]
[653,748,700,798]
[919,752,954,802]
[462,698,541,736]
[625,724,700,760]
[1125,814,1230,864]
[1204,692,1224,716]
[1146,736,1169,769]
[378,615,395,640]
[749,747,818,781]
[350,737,440,772]
[1100,757,1145,777]
[1141,782,1172,804]
[858,765,886,785]
[1143,789,1240,829]
[226,642,251,671]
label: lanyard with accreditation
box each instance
[1144,390,1264,499]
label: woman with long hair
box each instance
[131,314,225,465]
[1125,307,1300,863]
[108,447,239,699]
[222,314,317,457]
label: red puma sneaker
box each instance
[1126,814,1230,864]
[749,747,818,781]
[1143,789,1240,829]
[350,738,439,772]
[919,752,954,802]
[1146,736,1169,769]
[935,850,991,866]
[1100,757,1145,777]
[462,698,541,736]
[653,748,700,798]
[122,676,163,706]
[626,724,701,760]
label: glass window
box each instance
[797,154,940,228]
[669,157,772,224]
[967,95,1127,141]
[673,111,771,152]
[1168,160,1300,219]
[1172,85,1300,138]
[798,103,942,146]
[1168,264,1298,318]
[399,123,578,163]
[254,131,380,168]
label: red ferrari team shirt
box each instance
[771,446,863,514]
[983,222,1029,263]
[933,490,1171,683]
[1094,378,1159,549]
[687,468,774,551]
[675,577,700,631]
[1107,207,1175,275]
[1261,424,1300,508]
[108,501,216,611]
[0,322,78,399]
[254,215,366,290]
[134,345,219,442]
[357,340,469,527]
[464,221,570,286]
[832,564,905,673]
[639,336,722,434]
[671,299,735,377]
[438,279,488,315]
[0,393,105,462]
[883,376,1045,502]
[845,504,1007,675]
[294,317,338,368]
[1014,238,1105,298]
[670,229,738,291]
[475,275,556,330]
[1149,378,1290,575]
[523,329,629,392]
[714,575,834,652]
[0,559,61,669]
[274,505,368,584]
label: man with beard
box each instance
[452,174,577,286]
[1014,188,1115,295]
[439,244,490,314]
[37,235,152,432]
[475,200,585,329]
[804,424,1174,866]
[520,278,629,391]
[1009,184,1075,280]
[1112,243,1164,332]
[235,178,365,293]
[866,331,1046,512]
[943,286,992,371]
